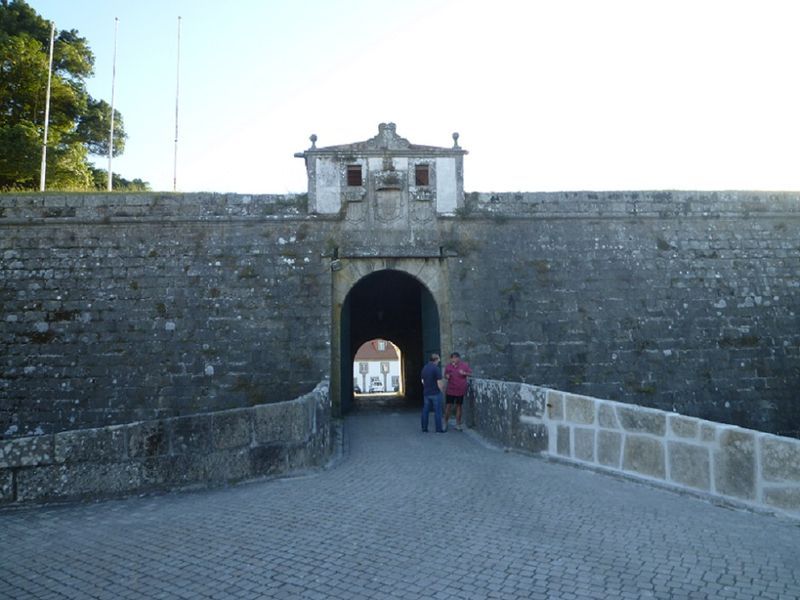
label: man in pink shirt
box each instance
[443,352,472,431]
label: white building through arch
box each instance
[353,339,402,395]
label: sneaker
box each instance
[456,424,463,431]
[442,422,448,432]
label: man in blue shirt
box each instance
[420,353,445,433]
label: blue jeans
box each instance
[421,392,444,432]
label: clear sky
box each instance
[26,0,800,193]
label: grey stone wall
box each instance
[1,193,334,438]
[2,189,798,440]
[0,381,331,505]
[447,191,800,437]
[466,378,800,519]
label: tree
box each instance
[0,0,145,190]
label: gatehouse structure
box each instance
[1,123,799,513]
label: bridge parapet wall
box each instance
[467,378,800,519]
[0,381,332,505]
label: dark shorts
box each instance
[445,394,464,406]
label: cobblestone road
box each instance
[2,411,799,599]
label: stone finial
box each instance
[378,122,397,134]
[452,132,460,149]
[377,123,398,149]
[309,134,317,149]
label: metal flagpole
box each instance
[108,17,119,191]
[39,21,55,191]
[173,16,181,192]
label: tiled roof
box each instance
[354,339,399,361]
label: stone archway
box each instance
[331,258,452,416]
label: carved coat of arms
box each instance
[375,189,403,223]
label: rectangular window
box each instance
[347,164,363,187]
[415,164,430,186]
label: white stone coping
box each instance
[466,378,800,519]
[540,387,800,519]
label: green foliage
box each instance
[89,166,149,191]
[0,0,141,190]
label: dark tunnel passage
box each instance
[340,269,440,413]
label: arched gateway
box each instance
[294,122,467,416]
[332,262,451,415]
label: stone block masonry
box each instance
[466,377,800,518]
[1,193,335,438]
[1,189,799,440]
[0,381,331,505]
[448,190,800,438]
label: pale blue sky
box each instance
[27,0,800,193]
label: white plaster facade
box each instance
[295,123,466,218]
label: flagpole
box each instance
[173,16,181,192]
[39,21,55,192]
[107,16,118,191]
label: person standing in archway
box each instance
[420,354,445,433]
[444,352,472,431]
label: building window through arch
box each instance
[353,339,402,395]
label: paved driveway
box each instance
[2,411,799,599]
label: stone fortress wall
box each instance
[1,190,798,439]
[1,193,335,438]
[1,189,798,505]
[449,191,800,437]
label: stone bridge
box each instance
[1,406,799,599]
[3,378,799,518]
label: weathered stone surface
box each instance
[512,419,548,454]
[714,429,756,500]
[254,401,309,444]
[763,487,800,511]
[574,428,595,462]
[556,425,570,457]
[126,421,169,459]
[0,435,54,468]
[598,404,619,429]
[668,441,710,491]
[701,425,717,442]
[519,385,546,418]
[670,416,699,439]
[623,435,666,479]
[617,407,666,437]
[1,194,330,441]
[171,415,212,455]
[546,391,564,421]
[597,431,622,468]
[0,469,13,502]
[16,462,142,502]
[140,455,206,487]
[0,387,330,506]
[565,395,595,425]
[55,427,125,464]
[2,190,800,441]
[212,410,252,450]
[761,437,800,483]
[205,448,252,483]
